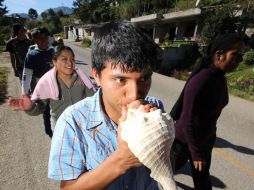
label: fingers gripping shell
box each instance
[121,108,177,190]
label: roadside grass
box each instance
[226,63,254,102]
[81,38,91,48]
[171,70,190,81]
[0,67,8,104]
[0,45,5,53]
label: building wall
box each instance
[131,8,201,43]
[153,21,198,43]
[65,25,93,41]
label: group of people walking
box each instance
[7,24,91,137]
[6,21,245,190]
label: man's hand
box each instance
[114,100,158,173]
[8,94,32,111]
[193,160,206,171]
[127,99,158,112]
[114,107,142,174]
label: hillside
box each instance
[9,6,73,20]
[42,6,73,15]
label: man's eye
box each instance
[115,78,126,83]
[140,76,150,82]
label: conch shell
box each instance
[121,107,177,190]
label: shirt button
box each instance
[125,185,128,189]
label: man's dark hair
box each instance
[91,21,161,75]
[31,27,49,39]
[13,23,25,35]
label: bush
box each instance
[0,67,8,103]
[81,38,91,48]
[243,49,254,65]
[226,64,254,101]
[160,40,194,48]
[0,46,5,53]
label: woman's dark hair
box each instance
[53,45,74,60]
[91,21,162,75]
[170,33,245,120]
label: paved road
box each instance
[0,52,59,190]
[0,40,253,190]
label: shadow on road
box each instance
[75,60,88,65]
[211,175,227,189]
[175,162,226,189]
[176,181,193,190]
[215,137,254,156]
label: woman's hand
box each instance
[193,160,206,171]
[8,94,32,111]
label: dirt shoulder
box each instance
[0,53,59,190]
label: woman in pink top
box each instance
[8,45,96,137]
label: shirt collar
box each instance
[209,63,226,75]
[57,73,78,88]
[85,88,116,131]
[35,45,53,51]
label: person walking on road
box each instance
[48,21,167,190]
[8,45,96,132]
[5,23,33,81]
[21,27,55,137]
[170,33,246,190]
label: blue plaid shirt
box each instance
[48,89,164,190]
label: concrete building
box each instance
[64,24,94,41]
[131,8,201,44]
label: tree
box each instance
[25,20,43,30]
[199,1,244,44]
[28,8,38,20]
[117,0,140,19]
[73,0,118,23]
[41,8,63,34]
[0,0,12,45]
[57,9,65,17]
[0,0,7,16]
[41,12,48,20]
[60,15,75,27]
[73,0,100,23]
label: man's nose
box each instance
[67,59,74,63]
[126,82,140,101]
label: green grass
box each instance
[0,67,8,104]
[81,38,91,48]
[171,70,190,80]
[0,45,5,53]
[160,40,194,48]
[171,62,254,102]
[226,63,254,102]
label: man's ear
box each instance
[92,68,100,86]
